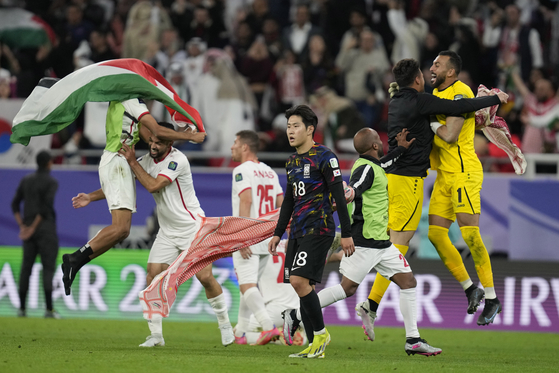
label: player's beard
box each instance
[431,73,446,89]
[150,147,167,160]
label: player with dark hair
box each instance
[269,105,354,358]
[12,150,60,318]
[356,58,509,339]
[80,122,234,347]
[64,99,205,296]
[428,50,502,325]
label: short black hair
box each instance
[36,150,51,170]
[393,58,421,88]
[236,130,260,154]
[285,105,317,136]
[159,121,175,131]
[438,50,462,75]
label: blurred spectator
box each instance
[261,18,283,62]
[238,38,274,118]
[73,28,117,70]
[488,133,524,173]
[63,131,85,165]
[244,0,270,35]
[65,3,94,45]
[339,7,371,51]
[148,28,187,75]
[274,49,305,112]
[0,68,14,98]
[194,49,256,153]
[229,21,254,69]
[301,34,336,95]
[151,62,191,125]
[509,67,559,153]
[312,86,365,153]
[107,0,133,57]
[420,32,440,69]
[336,29,390,127]
[282,4,322,59]
[448,6,481,85]
[182,37,207,94]
[483,4,543,85]
[122,1,172,61]
[184,5,228,48]
[259,113,293,156]
[387,0,428,64]
[169,0,195,42]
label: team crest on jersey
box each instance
[304,164,310,178]
[235,173,243,182]
[168,161,177,171]
[333,169,341,177]
[330,158,339,168]
[453,94,464,100]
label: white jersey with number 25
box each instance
[231,160,283,253]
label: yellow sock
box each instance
[368,244,408,303]
[428,225,470,283]
[460,226,494,288]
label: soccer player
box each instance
[268,105,355,359]
[283,128,442,356]
[356,58,509,337]
[229,130,284,345]
[64,99,205,296]
[428,50,502,325]
[77,122,233,347]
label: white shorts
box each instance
[339,244,412,284]
[99,151,136,213]
[148,230,196,265]
[233,251,269,285]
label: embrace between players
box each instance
[63,50,507,357]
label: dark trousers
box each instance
[19,229,59,311]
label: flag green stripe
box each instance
[0,29,49,49]
[11,74,195,146]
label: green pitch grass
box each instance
[1,317,557,373]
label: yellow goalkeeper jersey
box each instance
[431,80,483,173]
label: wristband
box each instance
[430,121,443,134]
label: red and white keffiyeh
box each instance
[475,84,527,174]
[139,209,280,320]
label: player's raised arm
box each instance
[140,113,206,143]
[119,144,171,193]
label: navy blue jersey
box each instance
[285,144,343,238]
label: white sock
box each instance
[244,287,274,331]
[207,293,231,327]
[235,293,251,337]
[318,284,347,308]
[460,278,474,291]
[147,316,163,336]
[244,331,260,344]
[399,288,420,339]
[296,308,301,321]
[485,287,497,300]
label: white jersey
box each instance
[259,240,299,309]
[231,160,283,253]
[138,147,204,240]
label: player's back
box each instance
[231,161,282,218]
[432,81,482,173]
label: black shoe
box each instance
[61,254,75,296]
[477,298,502,326]
[466,287,485,314]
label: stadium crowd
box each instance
[1,0,559,170]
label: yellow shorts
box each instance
[428,170,483,221]
[387,174,424,232]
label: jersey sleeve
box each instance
[320,151,344,186]
[349,164,375,198]
[121,99,149,121]
[232,166,252,196]
[158,156,184,183]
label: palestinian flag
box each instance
[0,8,56,49]
[11,59,204,146]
